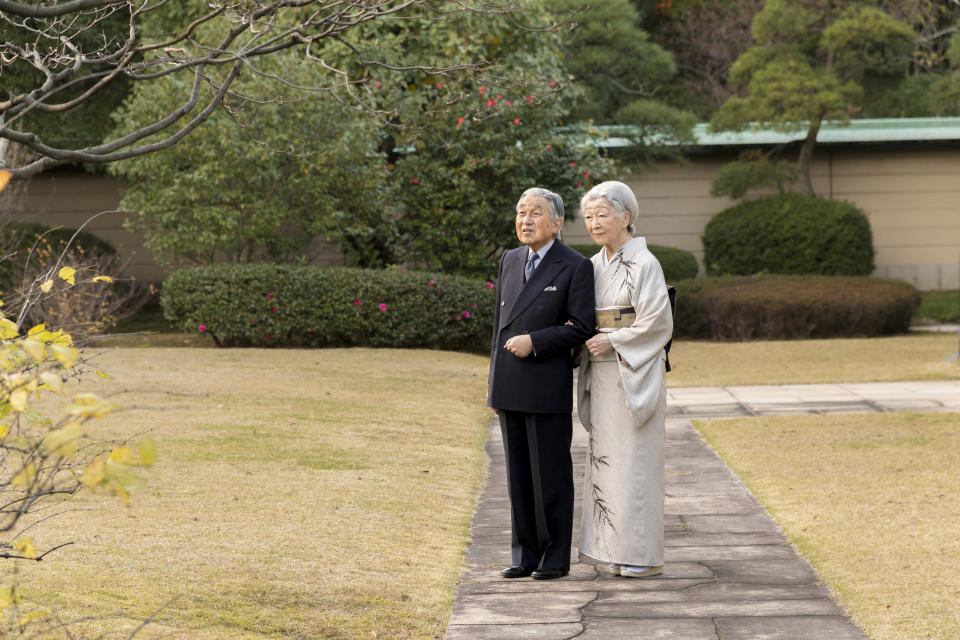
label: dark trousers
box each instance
[498,409,574,572]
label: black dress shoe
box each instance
[500,566,534,579]
[531,568,568,580]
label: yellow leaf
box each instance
[40,279,54,293]
[10,388,28,413]
[39,371,63,391]
[0,585,21,608]
[0,424,8,439]
[81,457,106,488]
[66,392,113,418]
[22,338,46,361]
[139,437,157,465]
[27,323,46,336]
[58,266,76,285]
[0,169,10,193]
[13,538,36,560]
[41,422,82,458]
[91,275,113,283]
[51,343,78,368]
[0,317,18,339]
[11,463,36,489]
[109,446,135,465]
[95,369,114,380]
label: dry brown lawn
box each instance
[696,412,960,640]
[668,333,960,387]
[12,348,491,639]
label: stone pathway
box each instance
[446,381,960,639]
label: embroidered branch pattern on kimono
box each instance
[609,250,638,300]
[588,432,615,554]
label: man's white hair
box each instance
[518,187,565,223]
[580,181,638,234]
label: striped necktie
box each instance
[524,252,539,283]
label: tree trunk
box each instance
[796,117,821,196]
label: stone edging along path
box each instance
[446,381,960,640]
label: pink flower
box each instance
[505,100,512,105]
[471,304,477,309]
[267,333,273,340]
[457,116,464,125]
[428,280,436,287]
[577,181,583,187]
[436,81,442,89]
[266,293,272,300]
[478,86,486,95]
[485,281,494,288]
[550,81,556,87]
[412,177,419,185]
[513,118,520,124]
[546,145,552,150]
[497,94,503,99]
[526,95,533,103]
[570,161,577,167]
[463,311,471,319]
[353,299,361,306]
[251,319,256,325]
[375,80,381,88]
[379,303,387,311]
[198,325,206,332]
[272,307,278,313]
[455,316,462,322]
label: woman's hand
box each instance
[585,332,614,356]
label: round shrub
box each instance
[702,194,875,276]
[673,275,920,340]
[160,264,496,351]
[568,243,698,282]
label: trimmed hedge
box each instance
[673,275,920,340]
[569,243,699,282]
[160,264,496,351]
[702,194,875,276]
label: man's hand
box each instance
[505,334,534,358]
[585,333,614,357]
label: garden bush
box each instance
[161,264,496,351]
[702,194,875,276]
[673,275,920,340]
[569,243,699,282]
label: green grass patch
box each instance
[695,413,960,640]
[914,290,960,323]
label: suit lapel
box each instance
[499,248,527,328]
[501,242,568,328]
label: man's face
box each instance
[515,195,562,251]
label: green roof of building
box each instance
[601,117,960,148]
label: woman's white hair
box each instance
[518,187,565,223]
[580,181,638,234]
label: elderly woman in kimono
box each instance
[577,180,674,578]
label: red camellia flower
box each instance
[577,181,583,187]
[375,80,381,88]
[412,177,419,184]
[266,293,272,300]
[457,117,464,125]
[471,304,478,309]
[505,100,512,105]
[485,281,494,288]
[487,99,496,107]
[436,81,442,89]
[526,95,533,103]
[353,299,361,306]
[272,307,278,313]
[463,311,471,319]
[550,81,556,87]
[478,86,486,95]
[513,118,519,124]
[570,161,577,167]
[267,333,273,340]
[198,325,206,332]
[429,280,436,287]
[379,303,387,311]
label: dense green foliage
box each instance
[673,275,920,340]
[107,50,390,268]
[710,0,915,196]
[160,265,496,352]
[702,194,874,277]
[568,243,698,282]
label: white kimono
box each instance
[577,237,674,567]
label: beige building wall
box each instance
[563,147,960,290]
[10,147,960,290]
[10,168,346,282]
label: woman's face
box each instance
[582,197,629,247]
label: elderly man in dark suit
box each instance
[488,187,595,580]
